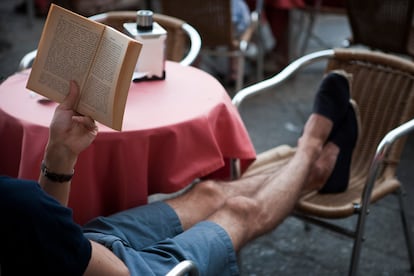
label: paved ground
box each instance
[1,1,414,275]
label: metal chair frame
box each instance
[166,260,199,276]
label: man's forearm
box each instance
[38,142,77,206]
[38,80,97,206]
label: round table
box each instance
[0,61,256,224]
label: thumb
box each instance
[61,80,80,109]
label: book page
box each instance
[27,4,105,103]
[77,26,142,130]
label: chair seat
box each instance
[297,177,401,218]
[244,144,401,219]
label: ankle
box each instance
[303,114,333,143]
[306,143,339,191]
[297,135,323,162]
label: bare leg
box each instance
[166,172,270,230]
[167,114,335,251]
[240,142,339,191]
[206,114,332,250]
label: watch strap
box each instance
[40,161,74,183]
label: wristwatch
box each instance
[40,161,74,183]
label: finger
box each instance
[72,115,98,132]
[61,80,80,109]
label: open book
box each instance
[27,4,142,131]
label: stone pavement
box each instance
[1,1,413,275]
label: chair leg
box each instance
[299,0,323,56]
[349,188,414,275]
[236,55,245,92]
[254,23,265,81]
[397,187,414,272]
[299,9,316,56]
[256,40,264,81]
[349,207,369,276]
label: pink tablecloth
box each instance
[0,62,256,225]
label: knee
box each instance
[193,180,224,199]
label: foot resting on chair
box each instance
[303,71,358,193]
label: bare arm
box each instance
[38,80,98,206]
[84,241,130,275]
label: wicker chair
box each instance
[233,48,414,276]
[345,0,414,58]
[18,11,201,71]
[159,0,264,91]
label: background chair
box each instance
[344,0,414,59]
[18,11,201,71]
[159,0,264,92]
[233,48,414,276]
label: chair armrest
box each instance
[361,118,414,205]
[232,49,334,109]
[180,23,202,66]
[166,260,199,276]
[18,49,37,71]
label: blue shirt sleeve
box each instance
[0,176,92,275]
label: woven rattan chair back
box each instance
[160,0,234,49]
[346,0,414,57]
